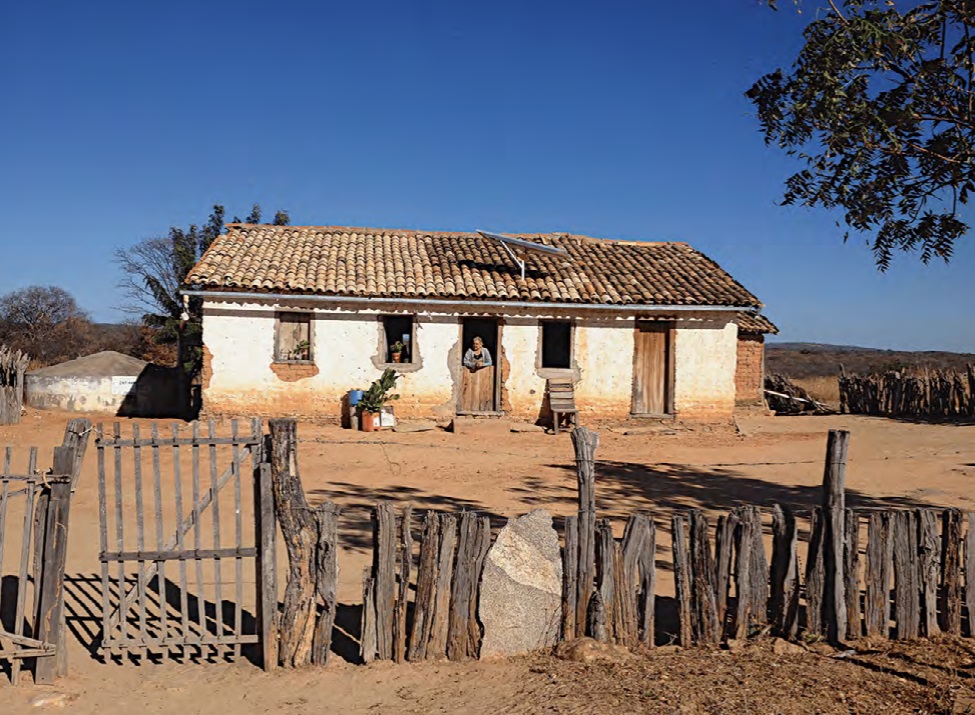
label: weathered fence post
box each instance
[596,519,616,642]
[714,512,738,633]
[393,505,413,663]
[312,502,341,665]
[822,429,849,644]
[0,346,29,425]
[268,419,340,667]
[770,505,799,639]
[33,447,74,685]
[844,509,861,640]
[689,510,719,645]
[374,501,397,660]
[562,515,579,640]
[917,509,940,638]
[672,513,693,646]
[255,462,278,670]
[893,510,920,639]
[408,510,440,662]
[940,508,963,635]
[572,427,599,638]
[864,511,893,637]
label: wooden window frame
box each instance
[376,314,421,371]
[273,312,315,365]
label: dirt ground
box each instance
[2,408,975,713]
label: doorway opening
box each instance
[458,318,501,414]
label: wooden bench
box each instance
[546,378,578,435]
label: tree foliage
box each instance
[115,204,290,372]
[0,286,103,366]
[749,1,975,268]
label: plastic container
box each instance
[348,389,364,407]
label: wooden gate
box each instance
[632,321,674,416]
[0,444,78,684]
[96,420,276,668]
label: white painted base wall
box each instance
[201,298,739,422]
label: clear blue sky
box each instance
[2,1,973,351]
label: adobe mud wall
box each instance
[200,298,739,422]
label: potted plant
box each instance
[359,368,400,432]
[292,340,311,361]
[390,340,406,363]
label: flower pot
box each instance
[391,353,402,363]
[360,410,377,432]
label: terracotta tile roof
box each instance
[735,312,779,335]
[186,224,762,308]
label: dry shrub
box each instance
[792,375,840,405]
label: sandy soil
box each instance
[2,408,975,713]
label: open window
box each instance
[541,321,572,369]
[382,315,415,364]
[275,312,313,362]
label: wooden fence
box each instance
[264,420,975,668]
[0,346,29,425]
[840,365,975,420]
[0,419,90,684]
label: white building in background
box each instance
[184,224,775,423]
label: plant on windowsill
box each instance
[359,368,400,432]
[290,340,311,362]
[389,340,406,363]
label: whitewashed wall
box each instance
[201,297,739,421]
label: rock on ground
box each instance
[479,509,562,657]
[554,637,632,663]
[392,420,437,433]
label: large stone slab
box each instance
[479,509,562,657]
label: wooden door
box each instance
[459,318,500,413]
[632,322,672,415]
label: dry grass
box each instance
[792,375,840,405]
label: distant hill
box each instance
[766,342,975,378]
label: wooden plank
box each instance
[770,505,799,639]
[393,505,413,663]
[572,428,599,638]
[612,540,627,645]
[562,515,578,641]
[113,423,126,649]
[893,510,920,640]
[192,422,206,648]
[689,510,719,645]
[822,429,849,644]
[133,423,148,656]
[864,511,893,638]
[375,501,397,661]
[361,570,376,664]
[714,512,738,634]
[746,507,768,628]
[231,419,244,658]
[672,513,693,646]
[10,478,36,685]
[632,323,669,415]
[408,511,440,661]
[732,510,753,640]
[311,502,341,665]
[255,461,278,670]
[96,436,262,448]
[596,519,616,643]
[172,424,190,653]
[151,423,168,649]
[621,514,650,648]
[467,516,491,657]
[844,509,861,640]
[427,513,456,659]
[639,516,656,648]
[207,420,224,648]
[101,548,258,561]
[940,508,963,635]
[460,366,496,412]
[967,513,975,638]
[34,450,74,685]
[805,507,826,637]
[917,509,940,638]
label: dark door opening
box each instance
[458,318,500,413]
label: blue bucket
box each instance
[348,389,364,406]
